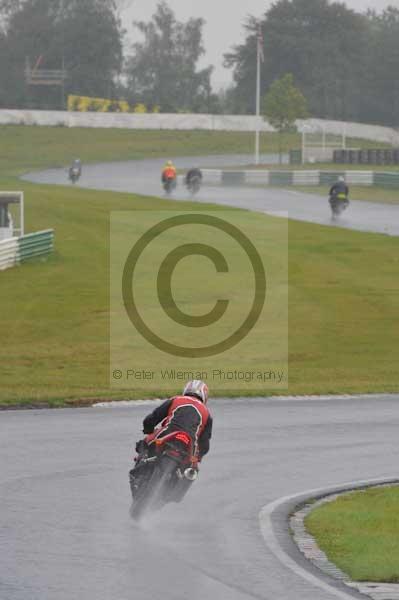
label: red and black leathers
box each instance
[142,395,212,458]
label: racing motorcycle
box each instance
[186,173,202,196]
[129,430,199,521]
[329,192,349,219]
[163,176,177,196]
[68,166,81,184]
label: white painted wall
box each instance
[0,109,398,145]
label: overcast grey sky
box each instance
[120,0,399,89]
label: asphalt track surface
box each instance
[1,395,399,600]
[25,153,399,236]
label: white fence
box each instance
[0,229,54,272]
[0,109,398,146]
[0,237,18,271]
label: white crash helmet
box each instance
[183,380,209,404]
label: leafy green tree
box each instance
[125,1,214,113]
[263,73,308,129]
[224,0,368,120]
[263,73,308,162]
[62,0,123,99]
[363,7,399,126]
[223,16,261,114]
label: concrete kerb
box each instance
[259,477,399,600]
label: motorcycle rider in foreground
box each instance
[130,380,212,503]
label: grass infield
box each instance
[0,125,304,175]
[0,125,398,406]
[305,486,399,582]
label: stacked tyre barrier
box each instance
[201,169,398,188]
[0,229,54,271]
[334,148,399,165]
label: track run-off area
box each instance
[2,157,396,599]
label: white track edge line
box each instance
[92,394,398,408]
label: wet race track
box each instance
[25,153,399,237]
[3,157,397,599]
[1,396,399,600]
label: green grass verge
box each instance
[0,125,399,406]
[305,486,399,582]
[0,124,389,174]
[0,125,304,176]
[1,178,399,406]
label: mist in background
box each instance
[120,0,399,89]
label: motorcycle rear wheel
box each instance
[130,455,177,520]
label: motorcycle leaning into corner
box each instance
[129,429,199,521]
[129,380,212,521]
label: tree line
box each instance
[0,0,218,113]
[225,0,399,126]
[0,0,399,126]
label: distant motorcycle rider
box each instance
[185,167,203,187]
[72,158,82,175]
[329,176,349,201]
[135,380,212,461]
[161,160,177,183]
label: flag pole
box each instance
[255,23,263,166]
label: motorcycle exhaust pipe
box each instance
[184,468,198,482]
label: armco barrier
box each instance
[373,172,399,188]
[0,229,54,272]
[0,237,18,271]
[293,171,320,186]
[319,171,345,186]
[221,171,245,185]
[201,169,222,184]
[245,171,270,185]
[202,169,397,189]
[345,171,374,186]
[18,229,54,262]
[269,171,293,186]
